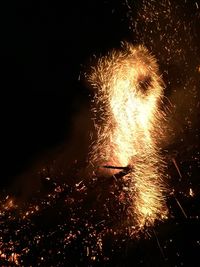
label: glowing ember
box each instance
[1,196,17,211]
[88,43,168,229]
[0,0,199,265]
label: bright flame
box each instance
[88,42,168,230]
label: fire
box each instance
[1,196,17,211]
[88,43,168,230]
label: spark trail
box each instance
[88,43,168,230]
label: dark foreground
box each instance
[0,157,200,267]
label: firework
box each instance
[88,42,168,229]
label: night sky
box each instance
[0,0,200,266]
[0,0,133,185]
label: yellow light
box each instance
[88,42,168,230]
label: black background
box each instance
[0,1,200,266]
[0,0,132,184]
[1,0,199,185]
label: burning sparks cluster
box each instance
[0,0,199,265]
[88,43,168,229]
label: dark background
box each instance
[0,0,199,186]
[0,1,200,266]
[0,0,132,185]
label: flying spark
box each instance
[88,42,168,230]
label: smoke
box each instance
[11,102,93,200]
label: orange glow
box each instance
[88,43,168,230]
[2,197,17,211]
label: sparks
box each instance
[88,42,168,230]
